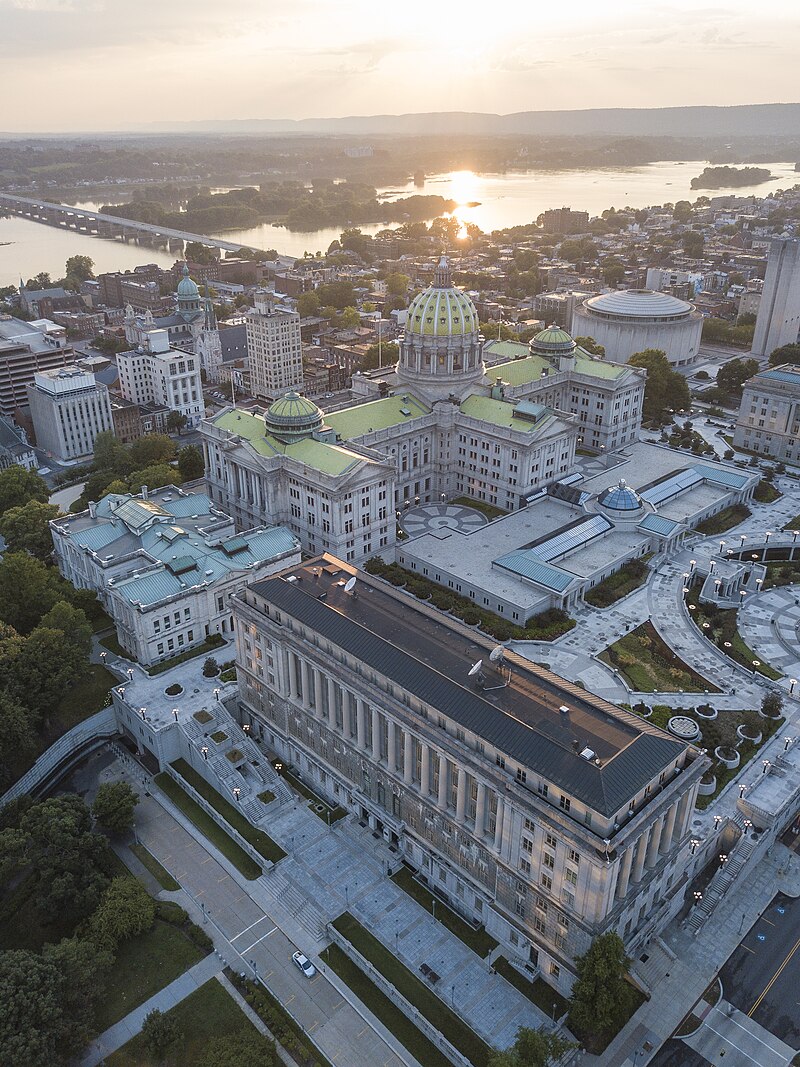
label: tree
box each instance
[0,500,60,559]
[86,876,155,949]
[141,1008,182,1062]
[0,950,71,1067]
[488,1026,576,1067]
[39,600,92,657]
[64,255,94,285]
[203,656,219,677]
[17,795,109,917]
[200,1032,278,1067]
[683,230,704,257]
[90,432,128,472]
[629,348,691,423]
[92,781,139,835]
[761,691,783,719]
[25,271,52,289]
[340,306,361,330]
[296,291,321,317]
[575,336,605,357]
[385,272,410,297]
[569,931,632,1036]
[127,463,177,494]
[602,257,626,287]
[0,465,48,516]
[42,937,113,1057]
[185,242,217,264]
[361,341,399,371]
[0,552,66,633]
[315,280,356,310]
[166,410,188,434]
[769,342,800,367]
[10,625,89,718]
[127,433,176,469]
[0,691,36,788]
[716,357,759,396]
[673,200,693,223]
[178,445,205,481]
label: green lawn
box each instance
[493,957,569,1019]
[782,514,800,531]
[599,621,719,693]
[391,866,498,957]
[130,842,180,891]
[94,919,206,1031]
[753,479,782,503]
[99,631,136,660]
[52,662,118,734]
[146,636,226,676]
[276,764,347,823]
[106,978,272,1067]
[686,594,782,680]
[170,759,285,862]
[332,912,491,1067]
[154,772,262,879]
[584,557,651,609]
[450,496,507,520]
[695,504,752,536]
[322,943,455,1067]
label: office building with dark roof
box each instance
[232,555,708,995]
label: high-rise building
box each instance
[246,292,303,399]
[117,329,204,428]
[751,238,800,358]
[26,365,113,461]
[0,317,72,417]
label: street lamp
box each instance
[762,760,770,775]
[100,651,107,664]
[790,679,797,696]
[243,723,250,734]
[690,839,699,855]
[139,707,147,721]
[690,559,697,573]
[744,819,753,832]
[792,530,799,545]
[213,687,220,700]
[784,736,793,751]
[693,890,703,904]
[713,814,723,830]
[233,787,241,803]
[127,667,134,681]
[172,707,179,721]
[740,534,747,547]
[709,559,716,574]
[201,746,209,760]
[719,853,728,866]
[739,784,746,799]
[765,531,772,544]
[719,540,726,555]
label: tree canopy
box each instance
[568,931,633,1038]
[92,781,139,835]
[0,466,49,516]
[716,357,759,396]
[199,1032,279,1067]
[769,342,800,366]
[0,500,60,559]
[488,1026,576,1067]
[628,349,691,422]
[178,445,205,482]
[86,876,155,950]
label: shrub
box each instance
[202,656,220,677]
[165,683,182,696]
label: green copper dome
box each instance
[264,391,323,442]
[405,257,479,338]
[530,325,577,355]
[177,263,200,299]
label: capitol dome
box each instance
[264,391,323,443]
[396,257,485,403]
[597,479,643,514]
[572,288,702,368]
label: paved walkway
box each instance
[401,503,487,538]
[739,586,800,679]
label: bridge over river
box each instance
[0,192,265,255]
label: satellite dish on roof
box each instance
[468,660,483,677]
[344,576,357,593]
[489,644,505,663]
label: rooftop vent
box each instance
[581,747,597,761]
[559,705,570,715]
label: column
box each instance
[475,782,487,837]
[437,755,448,809]
[387,720,397,770]
[326,678,338,730]
[646,815,665,868]
[493,796,505,851]
[455,767,468,824]
[660,801,679,855]
[371,707,381,761]
[403,731,413,785]
[421,744,431,796]
[632,833,648,883]
[616,846,634,900]
[356,699,367,751]
[301,660,313,709]
[313,669,325,719]
[672,791,692,848]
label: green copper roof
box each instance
[486,355,552,386]
[406,287,479,337]
[325,394,430,439]
[459,394,553,433]
[176,263,199,299]
[265,391,323,441]
[531,325,576,353]
[573,353,625,379]
[213,408,368,475]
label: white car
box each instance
[292,950,317,978]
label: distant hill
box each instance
[146,104,800,138]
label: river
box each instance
[2,160,799,288]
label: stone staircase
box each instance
[685,813,757,934]
[260,867,328,942]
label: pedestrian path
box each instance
[739,586,800,678]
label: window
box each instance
[540,873,552,891]
[534,914,546,934]
[564,868,578,886]
[516,768,527,784]
[524,818,535,833]
[545,832,557,849]
[549,963,560,979]
[543,852,555,870]
[522,836,533,854]
[559,795,571,812]
[495,754,505,769]
[519,858,531,875]
[568,848,580,866]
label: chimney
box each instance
[88,500,96,518]
[141,485,148,500]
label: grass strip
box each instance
[584,557,651,609]
[695,504,752,536]
[321,943,454,1067]
[332,912,491,1067]
[154,772,262,879]
[171,758,286,862]
[493,956,569,1018]
[391,865,497,957]
[599,621,719,693]
[146,635,226,675]
[130,842,180,891]
[276,764,347,823]
[230,970,335,1067]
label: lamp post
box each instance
[763,531,772,561]
[719,853,728,867]
[790,679,797,696]
[739,784,746,799]
[713,814,723,831]
[201,745,209,760]
[763,759,771,775]
[233,787,241,803]
[139,707,147,721]
[693,891,703,906]
[690,839,699,856]
[172,707,179,722]
[100,651,107,665]
[127,667,134,682]
[784,736,793,752]
[719,540,726,556]
[740,534,747,548]
[213,687,220,701]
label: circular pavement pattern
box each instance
[400,504,488,539]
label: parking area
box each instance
[649,1039,710,1067]
[718,893,800,1051]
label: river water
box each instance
[2,160,798,288]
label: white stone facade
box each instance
[26,365,113,461]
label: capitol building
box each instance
[199,258,646,563]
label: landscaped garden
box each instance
[363,557,575,642]
[272,761,347,823]
[599,621,719,693]
[685,586,782,680]
[583,557,651,608]
[753,478,782,503]
[695,504,752,536]
[391,864,497,957]
[231,970,334,1067]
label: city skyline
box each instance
[1,0,799,132]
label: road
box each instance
[135,788,411,1067]
[718,893,800,1051]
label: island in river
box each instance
[690,165,773,190]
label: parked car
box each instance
[292,951,317,978]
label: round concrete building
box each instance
[571,289,702,367]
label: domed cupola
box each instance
[264,391,323,443]
[531,325,577,370]
[597,478,644,515]
[396,256,485,403]
[176,263,203,321]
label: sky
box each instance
[0,0,798,132]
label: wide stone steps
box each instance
[261,867,328,942]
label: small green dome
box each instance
[530,325,577,356]
[405,257,479,338]
[264,391,323,442]
[177,263,200,299]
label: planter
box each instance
[165,683,183,697]
[736,724,762,744]
[698,775,717,796]
[668,716,701,741]
[695,705,718,720]
[758,708,782,721]
[714,746,740,769]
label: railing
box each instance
[327,924,473,1067]
[0,707,118,806]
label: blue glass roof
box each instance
[641,467,703,506]
[760,369,800,385]
[493,552,575,592]
[638,513,682,536]
[598,482,642,511]
[532,515,612,562]
[693,464,750,490]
